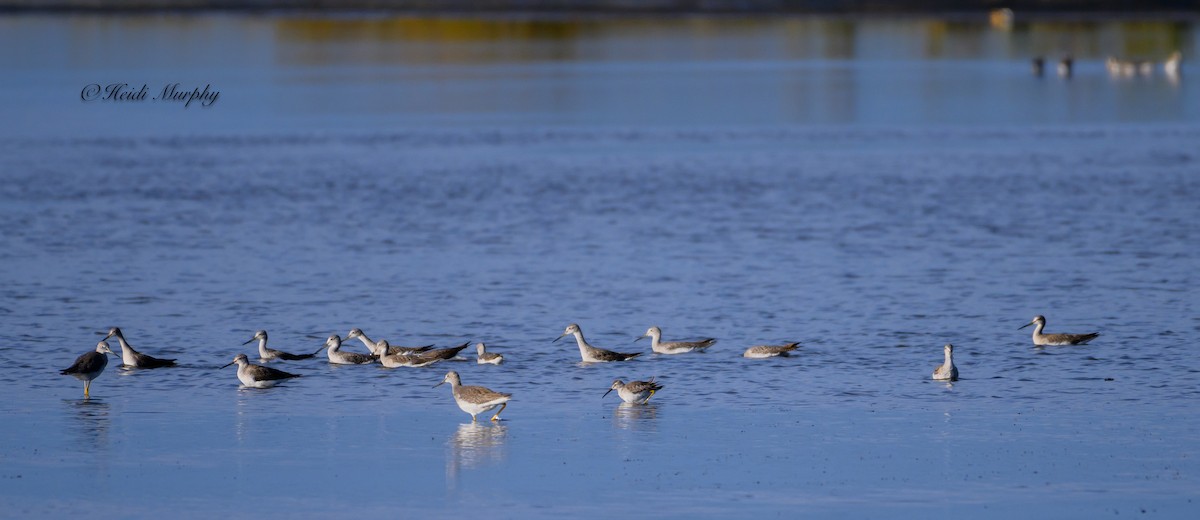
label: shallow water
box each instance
[1,13,1199,519]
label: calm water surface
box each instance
[0,13,1198,519]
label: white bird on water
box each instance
[221,353,301,388]
[379,341,469,368]
[316,335,376,365]
[434,371,511,422]
[102,327,176,368]
[243,330,319,361]
[604,379,663,404]
[931,344,959,381]
[555,323,641,362]
[345,328,433,356]
[475,342,504,365]
[61,341,118,397]
[1019,315,1099,346]
[635,326,716,354]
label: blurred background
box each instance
[0,3,1196,137]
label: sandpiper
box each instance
[743,342,801,359]
[345,328,433,356]
[379,341,468,368]
[221,353,301,388]
[316,335,376,364]
[635,326,716,354]
[244,330,319,361]
[434,371,511,422]
[604,379,663,404]
[102,327,176,368]
[555,324,641,362]
[61,341,117,397]
[932,344,959,381]
[476,343,504,365]
[1019,315,1099,346]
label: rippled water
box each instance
[1,12,1199,519]
[1,126,1197,517]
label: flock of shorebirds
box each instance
[1031,51,1183,79]
[61,316,1100,421]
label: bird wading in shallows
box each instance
[102,327,176,368]
[61,341,118,397]
[604,379,663,405]
[221,353,301,389]
[434,371,512,422]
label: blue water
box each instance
[1,13,1199,519]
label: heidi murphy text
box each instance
[81,83,220,108]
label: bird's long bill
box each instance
[242,337,256,345]
[313,345,328,355]
[433,380,446,388]
[220,360,236,369]
[1018,322,1033,330]
[98,330,114,338]
[552,334,566,344]
[603,388,614,398]
[632,335,647,343]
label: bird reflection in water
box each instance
[613,402,659,432]
[446,422,508,489]
[64,398,111,450]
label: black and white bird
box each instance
[61,341,118,397]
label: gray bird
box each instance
[61,341,118,397]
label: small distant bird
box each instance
[1019,315,1100,346]
[221,353,301,388]
[1058,55,1074,78]
[316,335,376,365]
[1032,56,1045,77]
[101,327,176,368]
[476,342,504,365]
[435,371,511,422]
[604,379,663,404]
[555,323,641,362]
[635,326,717,354]
[61,341,118,397]
[1164,51,1183,77]
[743,342,801,359]
[243,330,318,361]
[932,344,959,381]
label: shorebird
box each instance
[1164,51,1183,77]
[554,324,641,362]
[476,343,503,365]
[379,341,468,368]
[345,328,433,356]
[316,335,376,365]
[434,371,511,422]
[604,379,663,404]
[61,341,117,397]
[743,342,801,359]
[101,327,176,368]
[221,353,301,388]
[1031,56,1045,77]
[1057,55,1073,78]
[932,344,959,381]
[243,330,319,361]
[635,326,716,354]
[1019,315,1099,346]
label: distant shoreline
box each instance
[1,1,1198,19]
